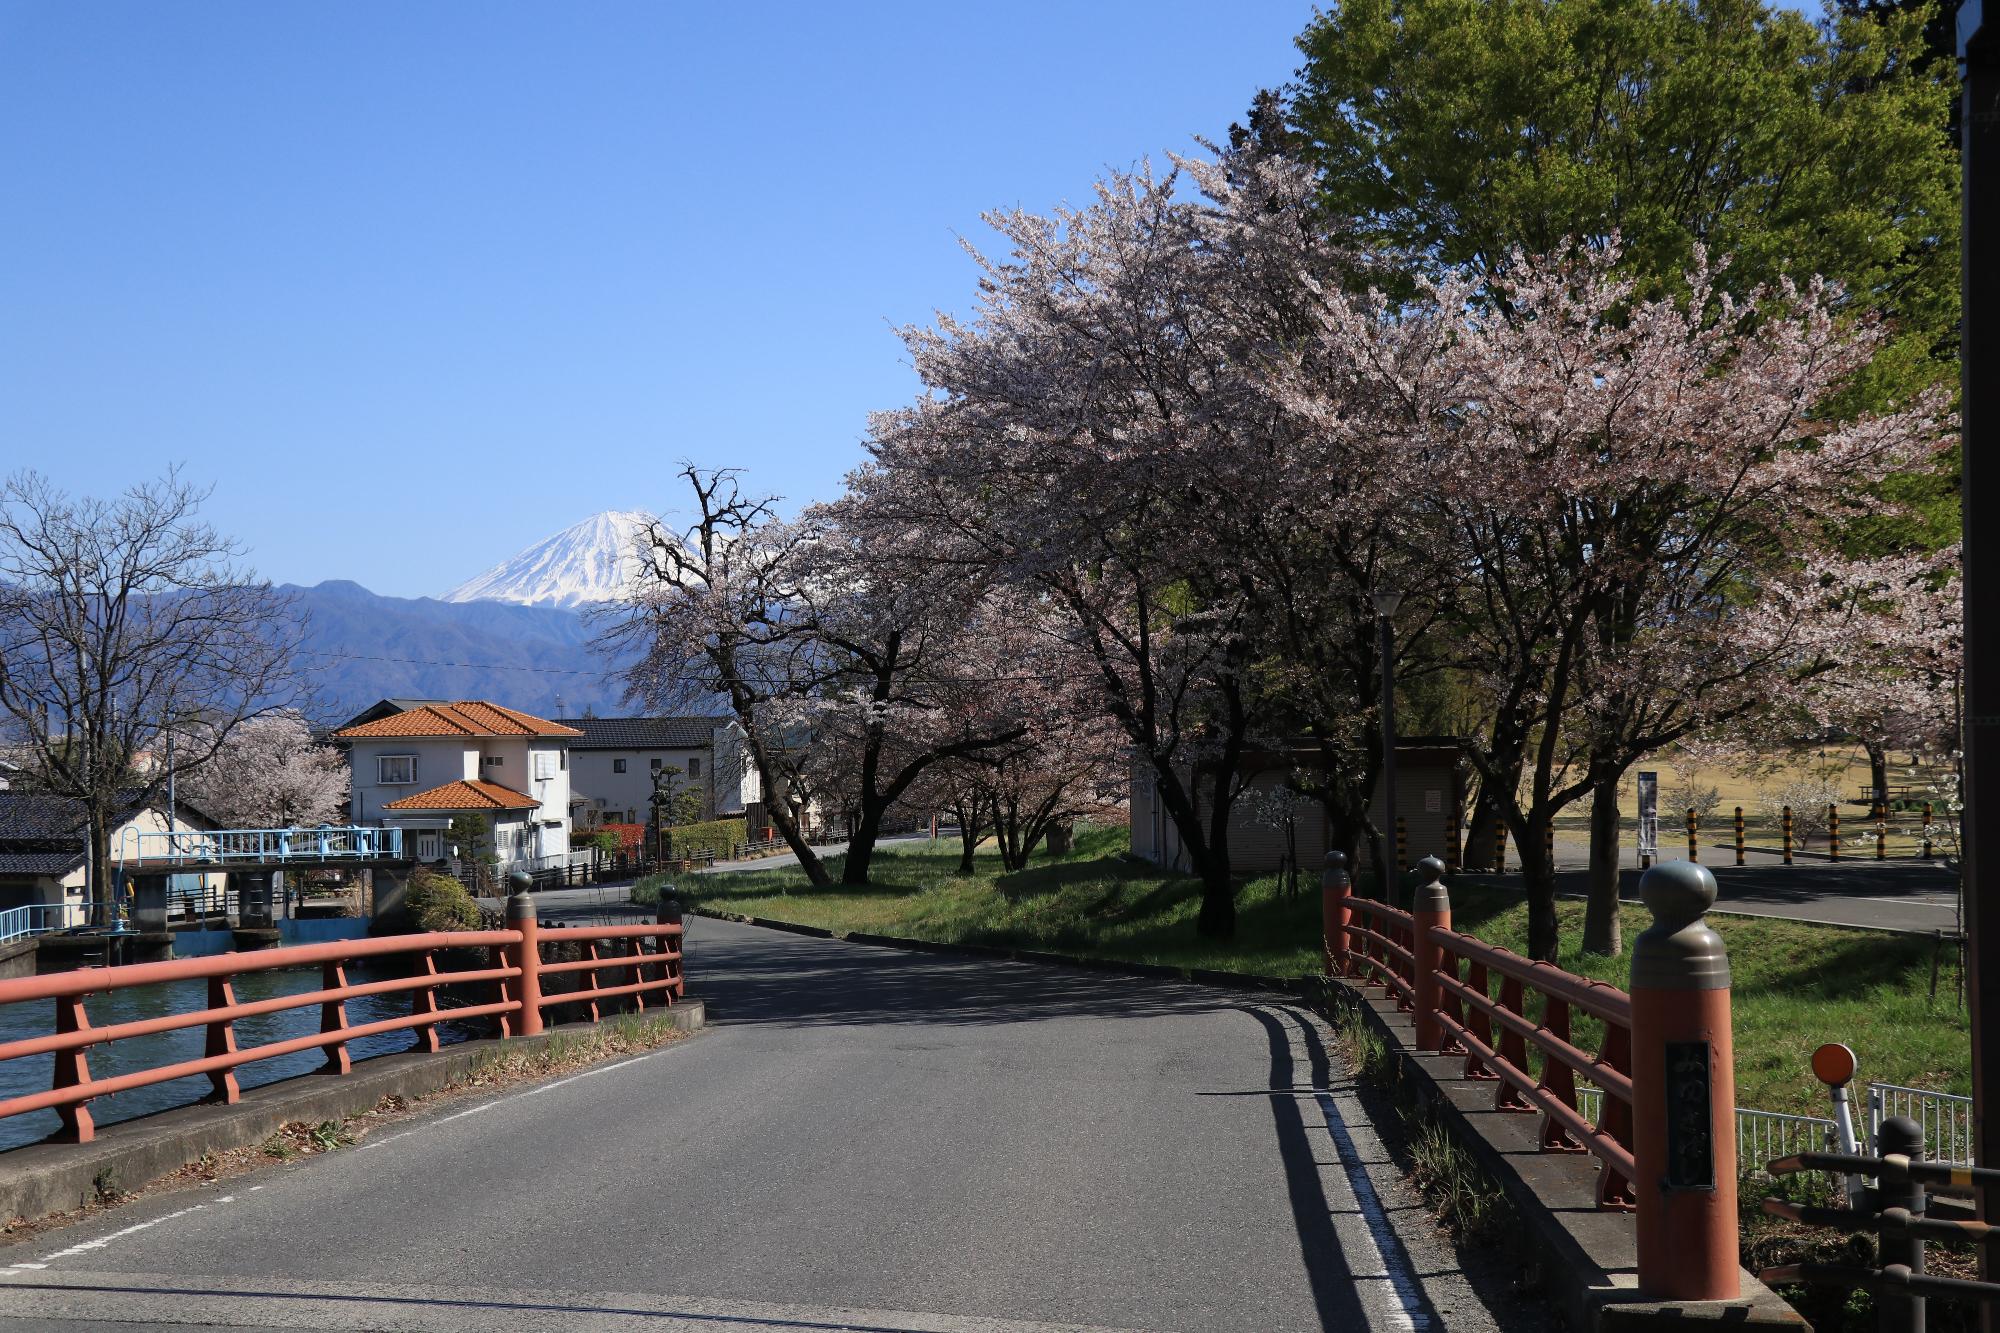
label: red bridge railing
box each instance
[1322,851,1739,1304]
[0,894,684,1145]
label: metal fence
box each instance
[1870,1082,1975,1165]
[1577,1082,1976,1169]
[0,904,66,945]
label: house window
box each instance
[650,757,662,770]
[559,751,567,770]
[417,832,442,860]
[613,758,627,773]
[484,755,503,767]
[378,755,416,785]
[534,751,555,781]
[687,757,701,778]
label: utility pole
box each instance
[1958,1,1997,1317]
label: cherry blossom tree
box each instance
[604,466,1029,886]
[179,711,347,829]
[1287,245,1955,959]
[862,155,1364,937]
[600,467,838,883]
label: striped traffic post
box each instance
[1687,808,1699,863]
[1734,807,1745,866]
[1494,823,1508,873]
[1829,805,1841,861]
[1783,806,1794,865]
[1395,814,1409,875]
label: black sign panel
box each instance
[1664,1041,1715,1190]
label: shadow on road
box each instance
[683,921,1240,1029]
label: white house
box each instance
[565,715,762,829]
[336,701,580,869]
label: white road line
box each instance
[21,1195,234,1269]
[357,1049,662,1152]
[1317,1090,1431,1331]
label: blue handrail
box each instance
[114,826,403,868]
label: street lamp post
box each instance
[1958,0,1997,1308]
[1374,587,1404,900]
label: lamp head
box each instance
[1371,588,1404,617]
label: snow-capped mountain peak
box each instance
[441,510,660,609]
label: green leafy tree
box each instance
[1286,0,1960,405]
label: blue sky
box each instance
[0,1,1318,597]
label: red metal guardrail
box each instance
[1322,851,1740,1303]
[1428,926,1637,1210]
[0,899,683,1145]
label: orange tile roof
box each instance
[335,701,583,740]
[382,779,541,812]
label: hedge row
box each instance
[663,817,747,861]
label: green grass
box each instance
[682,825,1968,1114]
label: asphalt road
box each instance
[1499,860,1961,934]
[0,918,1529,1332]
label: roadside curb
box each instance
[0,1001,705,1230]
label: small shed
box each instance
[1128,738,1466,876]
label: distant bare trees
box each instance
[0,470,311,921]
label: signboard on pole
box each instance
[1638,771,1659,863]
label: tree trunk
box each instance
[1195,858,1235,939]
[1523,811,1559,962]
[1046,820,1073,857]
[1462,784,1500,872]
[1867,740,1889,808]
[955,804,981,874]
[1582,775,1623,956]
[88,810,112,928]
[841,802,888,885]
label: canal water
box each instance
[0,963,476,1152]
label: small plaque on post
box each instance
[1664,1040,1715,1190]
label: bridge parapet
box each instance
[0,906,684,1145]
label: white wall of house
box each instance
[570,747,713,825]
[346,738,478,827]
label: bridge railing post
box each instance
[1321,852,1351,978]
[1630,860,1738,1301]
[507,881,544,1037]
[1411,857,1449,1051]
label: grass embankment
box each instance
[679,825,1968,1113]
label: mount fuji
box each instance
[442,510,659,609]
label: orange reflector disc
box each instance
[1811,1042,1857,1088]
